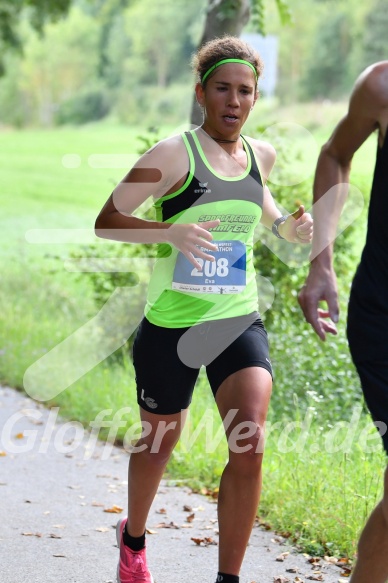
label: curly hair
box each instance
[191,35,264,87]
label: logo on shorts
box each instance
[140,389,158,409]
[217,577,223,582]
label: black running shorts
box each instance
[132,312,272,415]
[347,276,388,453]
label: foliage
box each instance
[120,0,202,87]
[250,0,292,34]
[55,88,110,125]
[0,0,72,46]
[0,0,72,74]
[252,122,361,418]
[301,10,354,100]
[0,6,101,125]
[361,0,388,69]
[114,83,193,127]
[0,0,377,128]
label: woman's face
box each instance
[196,63,258,136]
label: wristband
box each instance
[272,215,290,239]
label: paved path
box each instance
[0,386,346,583]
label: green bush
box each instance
[55,89,110,125]
[114,83,192,126]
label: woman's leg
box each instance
[126,407,188,536]
[215,367,272,575]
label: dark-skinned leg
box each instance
[350,466,388,583]
[126,407,188,537]
[215,367,272,576]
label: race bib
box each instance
[172,240,246,294]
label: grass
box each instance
[0,114,385,561]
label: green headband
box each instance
[201,58,258,85]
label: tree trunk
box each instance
[190,0,251,126]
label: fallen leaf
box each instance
[200,487,219,499]
[95,527,111,532]
[22,532,42,537]
[276,552,290,562]
[306,576,324,581]
[324,556,338,564]
[273,577,290,583]
[191,536,218,546]
[28,418,44,425]
[104,505,123,514]
[145,528,157,535]
[186,513,195,523]
[286,567,299,573]
[161,521,179,529]
[204,537,217,545]
[53,554,66,558]
[183,505,193,512]
[156,508,167,514]
[49,534,62,539]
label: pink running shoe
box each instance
[116,518,154,583]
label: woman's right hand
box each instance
[165,220,220,270]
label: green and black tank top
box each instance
[145,129,264,328]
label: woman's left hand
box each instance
[279,205,313,244]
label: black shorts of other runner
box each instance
[347,278,388,454]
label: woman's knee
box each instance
[227,421,265,474]
[138,418,182,463]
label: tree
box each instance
[0,0,72,73]
[0,0,133,75]
[190,0,292,124]
[362,0,388,69]
[301,10,354,100]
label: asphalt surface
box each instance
[0,386,346,583]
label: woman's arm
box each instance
[94,135,220,268]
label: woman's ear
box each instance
[252,90,260,109]
[195,82,205,107]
